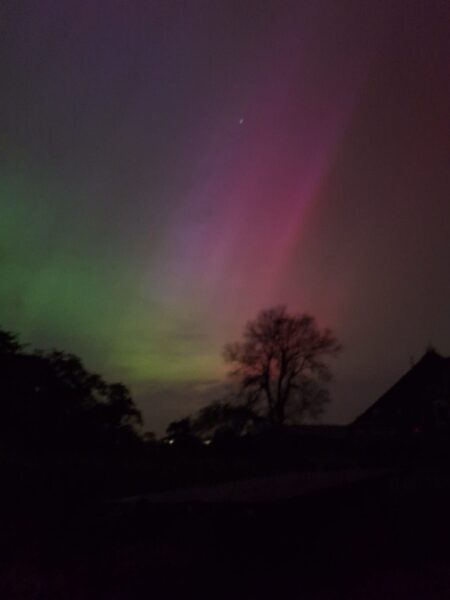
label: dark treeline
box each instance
[2,322,450,599]
[165,305,341,445]
[0,313,348,504]
[0,329,143,454]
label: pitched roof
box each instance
[353,348,450,429]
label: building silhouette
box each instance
[353,348,450,441]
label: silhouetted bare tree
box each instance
[224,306,341,427]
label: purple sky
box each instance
[1,1,449,433]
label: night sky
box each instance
[1,1,449,434]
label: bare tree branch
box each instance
[224,306,341,427]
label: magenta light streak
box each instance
[158,72,361,338]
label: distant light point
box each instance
[239,117,245,125]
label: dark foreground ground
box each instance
[2,460,450,599]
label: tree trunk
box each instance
[275,402,285,426]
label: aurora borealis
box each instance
[1,1,449,433]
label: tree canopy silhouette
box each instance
[224,306,341,427]
[192,400,259,440]
[0,328,142,452]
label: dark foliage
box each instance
[192,400,260,440]
[165,416,202,448]
[0,328,142,453]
